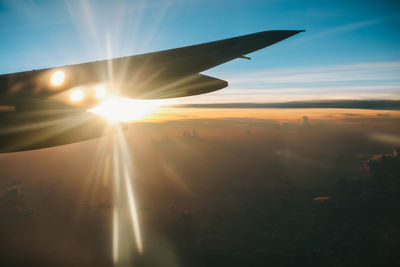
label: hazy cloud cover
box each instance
[1,110,400,266]
[175,99,400,110]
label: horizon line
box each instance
[173,99,400,110]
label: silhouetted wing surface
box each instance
[0,30,304,152]
[0,30,303,104]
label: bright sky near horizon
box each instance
[0,0,399,102]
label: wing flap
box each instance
[125,74,228,99]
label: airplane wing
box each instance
[0,30,304,106]
[0,30,304,152]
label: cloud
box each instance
[181,130,199,139]
[302,116,310,128]
[365,147,400,178]
[0,180,33,216]
[369,134,400,146]
[377,113,391,117]
[175,100,400,110]
[227,62,400,85]
[313,196,331,202]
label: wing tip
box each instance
[291,29,306,34]
[258,29,306,38]
[286,29,306,37]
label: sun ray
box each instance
[112,142,121,265]
[112,205,119,265]
[122,164,143,254]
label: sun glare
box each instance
[88,97,170,122]
[50,71,65,86]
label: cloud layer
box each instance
[176,99,400,110]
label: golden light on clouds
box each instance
[150,107,400,122]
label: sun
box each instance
[88,97,171,122]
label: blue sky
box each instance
[0,0,399,102]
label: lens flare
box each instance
[70,89,85,102]
[112,144,121,265]
[50,71,65,86]
[112,205,119,264]
[123,165,143,254]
